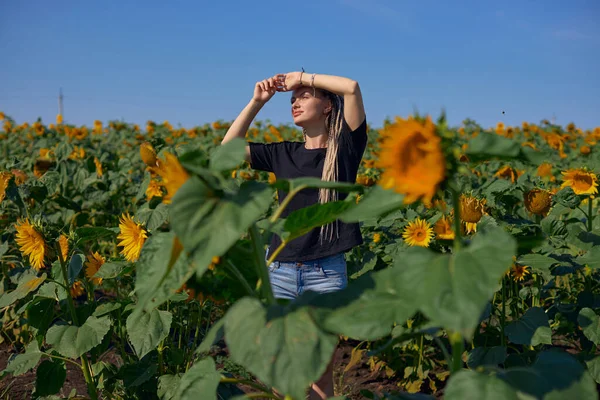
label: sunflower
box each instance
[70,281,85,298]
[356,174,376,186]
[402,218,434,247]
[580,146,591,155]
[375,116,446,205]
[140,142,158,167]
[0,171,11,203]
[56,114,63,125]
[14,219,48,271]
[155,152,190,204]
[460,195,485,234]
[524,189,553,216]
[39,148,53,159]
[208,256,221,271]
[373,233,382,243]
[510,263,531,282]
[434,215,455,240]
[33,159,55,178]
[268,172,277,184]
[536,163,554,181]
[146,179,164,201]
[495,165,522,183]
[460,195,485,223]
[94,157,103,177]
[560,168,598,196]
[117,213,148,262]
[495,122,505,135]
[58,234,69,262]
[85,251,105,285]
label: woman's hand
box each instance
[276,72,303,92]
[253,75,285,104]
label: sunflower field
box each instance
[1,110,600,399]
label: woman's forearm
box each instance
[221,99,264,145]
[299,72,359,97]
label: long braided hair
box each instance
[302,88,347,245]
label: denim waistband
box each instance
[265,247,344,267]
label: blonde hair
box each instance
[302,88,347,245]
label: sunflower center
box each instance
[398,132,428,174]
[415,229,426,240]
[574,174,592,190]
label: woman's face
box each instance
[290,87,331,127]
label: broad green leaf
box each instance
[174,357,220,400]
[36,282,67,302]
[1,341,42,377]
[68,253,85,285]
[313,267,417,340]
[0,241,8,258]
[170,178,273,275]
[27,298,56,335]
[465,132,521,161]
[445,369,532,400]
[578,308,600,345]
[0,272,46,308]
[92,302,121,317]
[46,315,111,359]
[398,226,516,337]
[158,374,182,400]
[39,171,61,195]
[544,372,598,400]
[209,137,247,171]
[118,361,158,388]
[133,232,196,314]
[338,185,406,223]
[94,261,128,279]
[75,227,117,244]
[467,346,507,369]
[578,247,600,269]
[224,297,338,400]
[553,186,581,209]
[516,254,558,272]
[282,201,354,241]
[585,357,600,384]
[73,168,88,191]
[35,360,66,396]
[136,202,169,231]
[501,349,596,399]
[126,308,172,359]
[505,307,552,346]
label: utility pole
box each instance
[58,88,64,118]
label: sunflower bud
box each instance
[140,142,158,167]
[524,188,553,216]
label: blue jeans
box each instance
[265,247,348,300]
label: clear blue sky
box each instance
[1,0,599,130]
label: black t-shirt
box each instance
[249,116,368,262]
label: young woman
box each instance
[221,71,367,399]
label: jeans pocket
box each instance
[318,260,347,280]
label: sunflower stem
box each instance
[269,184,308,224]
[451,186,462,252]
[587,195,594,232]
[249,223,275,304]
[55,243,98,400]
[449,331,464,374]
[501,277,506,347]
